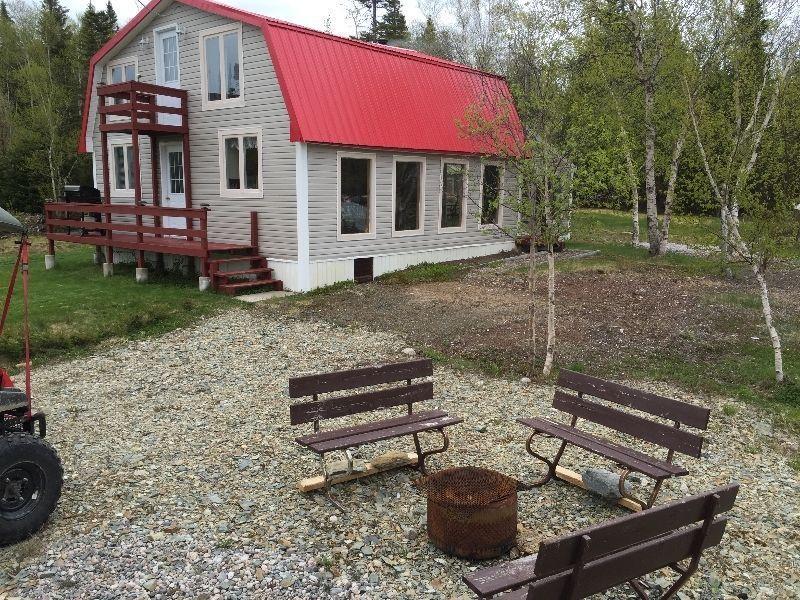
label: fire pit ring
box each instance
[425,466,518,560]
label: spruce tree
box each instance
[0,1,10,22]
[376,0,408,42]
[101,0,118,37]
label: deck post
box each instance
[150,136,164,272]
[250,211,259,250]
[45,205,55,268]
[130,89,145,271]
[200,207,209,279]
[99,98,114,274]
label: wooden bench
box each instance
[289,359,462,507]
[519,370,710,510]
[463,483,739,599]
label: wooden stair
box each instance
[207,250,283,296]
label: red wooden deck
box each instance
[46,230,252,257]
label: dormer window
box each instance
[200,24,244,110]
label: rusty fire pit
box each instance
[425,466,518,560]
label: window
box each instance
[439,160,468,232]
[200,24,244,109]
[338,152,376,240]
[106,57,137,105]
[218,128,263,198]
[111,143,135,195]
[480,163,503,227]
[393,157,425,236]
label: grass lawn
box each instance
[0,243,234,370]
[572,208,722,247]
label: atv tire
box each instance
[0,433,63,546]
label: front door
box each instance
[160,142,186,232]
[154,26,181,126]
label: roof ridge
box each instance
[201,0,506,80]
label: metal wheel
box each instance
[1,461,45,519]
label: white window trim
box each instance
[438,157,469,234]
[153,23,182,87]
[108,138,135,198]
[217,127,264,199]
[478,160,505,230]
[391,155,426,238]
[337,151,377,241]
[199,23,245,111]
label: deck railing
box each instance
[97,81,188,135]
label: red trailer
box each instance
[0,206,62,546]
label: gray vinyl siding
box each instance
[307,144,514,261]
[92,1,297,260]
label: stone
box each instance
[401,347,416,357]
[198,276,212,292]
[520,377,532,385]
[581,468,631,499]
[102,262,114,277]
[44,254,56,270]
[135,267,149,284]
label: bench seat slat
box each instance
[517,417,687,478]
[296,410,448,446]
[554,390,705,458]
[558,370,711,429]
[0,388,28,411]
[463,554,538,598]
[306,414,463,454]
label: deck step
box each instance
[212,267,274,281]
[208,255,263,266]
[216,279,283,296]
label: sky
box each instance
[62,0,428,37]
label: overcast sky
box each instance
[61,0,428,37]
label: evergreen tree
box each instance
[39,0,70,54]
[356,0,388,42]
[376,0,408,41]
[100,0,118,38]
[0,1,11,23]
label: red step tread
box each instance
[208,256,265,266]
[212,267,273,279]
[217,279,283,295]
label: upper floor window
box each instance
[218,127,262,198]
[106,57,137,105]
[200,24,244,110]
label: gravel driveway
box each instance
[1,308,798,599]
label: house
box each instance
[54,0,523,293]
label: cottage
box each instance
[56,0,522,293]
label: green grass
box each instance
[572,209,721,247]
[0,245,234,370]
[377,261,466,285]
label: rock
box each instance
[581,468,631,499]
[475,424,488,433]
[520,377,532,385]
[401,347,416,357]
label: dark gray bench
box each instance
[463,483,739,599]
[519,370,710,509]
[289,359,462,507]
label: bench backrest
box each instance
[528,483,739,599]
[288,359,434,425]
[556,370,710,458]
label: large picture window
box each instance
[110,143,135,195]
[480,163,502,226]
[440,160,467,231]
[338,153,375,239]
[201,24,244,110]
[218,128,262,198]
[393,158,425,236]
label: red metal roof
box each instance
[79,0,523,155]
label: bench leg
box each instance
[618,470,666,510]
[413,428,450,475]
[523,432,568,487]
[318,451,354,512]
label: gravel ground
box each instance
[1,308,798,599]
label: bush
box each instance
[774,380,800,408]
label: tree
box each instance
[376,0,409,41]
[410,15,455,59]
[686,0,799,382]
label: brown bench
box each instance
[289,359,462,507]
[463,483,739,599]
[519,370,710,509]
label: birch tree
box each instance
[459,0,576,376]
[686,0,799,382]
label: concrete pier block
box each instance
[135,267,149,284]
[198,276,211,292]
[44,255,55,270]
[102,262,114,277]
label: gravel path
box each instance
[1,309,798,599]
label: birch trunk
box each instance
[659,121,688,254]
[542,245,556,376]
[643,77,661,255]
[625,146,640,245]
[528,194,538,376]
[753,263,784,383]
